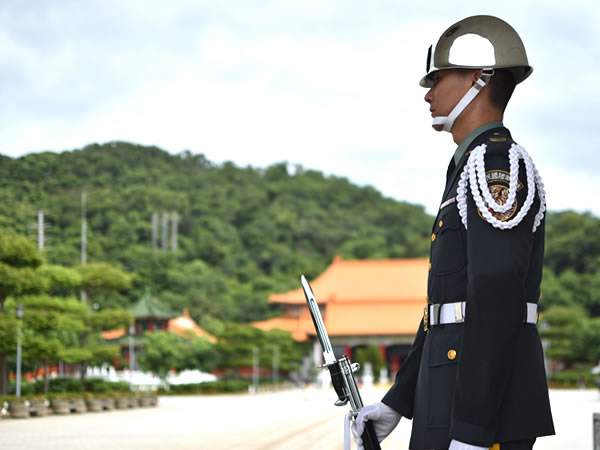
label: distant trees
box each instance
[0,234,46,394]
[214,323,307,378]
[0,232,132,393]
[0,142,434,330]
[540,211,600,369]
[138,331,218,382]
[0,142,598,374]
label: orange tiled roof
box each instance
[101,309,216,343]
[253,315,312,342]
[101,329,126,340]
[168,309,216,342]
[269,257,429,304]
[256,257,428,338]
[325,300,424,335]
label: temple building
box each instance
[102,289,215,367]
[253,256,428,376]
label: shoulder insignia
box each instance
[479,170,522,222]
[477,184,517,222]
[489,137,507,142]
[456,143,547,232]
[485,170,524,191]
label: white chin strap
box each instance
[432,72,493,132]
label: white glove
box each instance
[351,402,401,450]
[449,439,488,450]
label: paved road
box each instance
[0,388,597,449]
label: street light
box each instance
[16,304,24,398]
[129,323,136,372]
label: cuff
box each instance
[449,439,488,450]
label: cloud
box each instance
[0,0,598,216]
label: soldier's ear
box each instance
[471,69,483,86]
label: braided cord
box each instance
[456,143,546,232]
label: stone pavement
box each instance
[0,388,597,449]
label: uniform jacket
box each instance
[382,126,555,449]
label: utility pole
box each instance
[37,211,44,251]
[151,212,159,252]
[81,190,87,302]
[161,212,168,251]
[170,212,178,252]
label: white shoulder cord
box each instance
[456,143,546,231]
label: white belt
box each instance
[424,301,538,330]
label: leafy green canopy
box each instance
[0,142,433,327]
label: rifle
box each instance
[301,275,381,450]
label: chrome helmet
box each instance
[422,15,532,132]
[421,15,533,88]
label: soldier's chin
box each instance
[432,123,444,132]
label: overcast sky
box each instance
[1,0,598,216]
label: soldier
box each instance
[352,15,555,450]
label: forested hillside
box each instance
[1,141,598,361]
[0,142,433,330]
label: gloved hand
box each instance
[351,402,401,450]
[448,439,488,450]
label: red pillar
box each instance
[345,344,352,359]
[379,344,387,362]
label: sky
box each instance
[1,0,598,216]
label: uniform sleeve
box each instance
[449,147,539,446]
[381,318,426,418]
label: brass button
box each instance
[431,233,436,242]
[447,349,457,360]
[428,262,432,272]
[439,220,444,228]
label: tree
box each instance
[540,306,587,367]
[0,234,45,394]
[215,323,308,378]
[71,262,132,379]
[137,331,217,382]
[354,344,385,382]
[76,262,131,299]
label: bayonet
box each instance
[300,275,381,450]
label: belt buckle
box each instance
[423,306,429,331]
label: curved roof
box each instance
[129,288,179,319]
[270,256,429,304]
[257,257,429,338]
[168,309,216,342]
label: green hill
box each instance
[0,142,432,329]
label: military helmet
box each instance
[420,15,533,88]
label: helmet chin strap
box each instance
[432,71,493,132]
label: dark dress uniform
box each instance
[382,126,555,449]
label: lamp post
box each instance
[16,304,24,398]
[129,323,135,382]
[252,347,259,394]
[273,347,279,386]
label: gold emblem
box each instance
[447,349,457,360]
[477,184,518,222]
